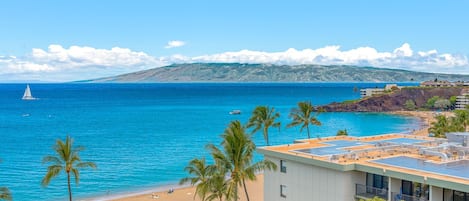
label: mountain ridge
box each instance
[85,63,469,82]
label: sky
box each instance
[1,0,469,82]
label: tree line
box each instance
[428,109,469,138]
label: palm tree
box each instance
[207,120,276,201]
[247,105,281,145]
[205,172,229,201]
[180,158,214,201]
[42,136,97,201]
[0,187,12,201]
[287,101,322,139]
[428,115,450,138]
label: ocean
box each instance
[0,83,421,201]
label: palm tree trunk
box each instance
[306,125,310,139]
[67,172,72,201]
[234,184,238,201]
[264,127,269,145]
[242,179,250,201]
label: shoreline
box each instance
[97,174,264,201]
[389,110,451,136]
[91,111,441,201]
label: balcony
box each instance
[355,183,388,200]
[391,192,429,201]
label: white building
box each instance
[360,84,399,98]
[258,134,469,201]
[456,88,469,110]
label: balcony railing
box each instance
[391,192,429,201]
[355,183,388,200]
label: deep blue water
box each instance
[0,83,421,201]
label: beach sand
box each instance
[106,111,443,201]
[390,110,451,136]
[107,174,264,201]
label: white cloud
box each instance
[165,40,186,49]
[0,45,168,81]
[0,43,468,82]
[190,43,468,73]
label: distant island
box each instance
[83,63,469,83]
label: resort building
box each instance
[258,133,469,201]
[420,80,455,87]
[456,88,469,110]
[360,88,385,98]
[360,84,399,98]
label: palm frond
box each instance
[41,165,63,186]
[0,187,12,201]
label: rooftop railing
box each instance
[391,192,429,201]
[355,183,388,200]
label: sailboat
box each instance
[22,84,36,100]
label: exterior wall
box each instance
[430,186,443,201]
[264,155,364,201]
[360,88,385,98]
[456,95,469,109]
[389,177,402,200]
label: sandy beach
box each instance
[105,174,264,201]
[105,111,442,201]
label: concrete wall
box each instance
[389,177,402,201]
[430,186,443,201]
[264,156,365,201]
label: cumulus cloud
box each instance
[164,40,186,49]
[190,43,468,73]
[0,45,168,81]
[0,43,468,82]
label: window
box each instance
[401,180,413,196]
[280,160,287,173]
[443,189,469,201]
[366,173,388,190]
[280,185,287,198]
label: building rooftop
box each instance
[259,134,469,186]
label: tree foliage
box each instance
[404,99,416,110]
[428,111,469,138]
[426,96,440,109]
[0,187,12,201]
[42,136,97,201]
[434,99,451,110]
[247,105,281,145]
[359,197,386,201]
[179,158,214,201]
[182,119,277,201]
[336,129,348,136]
[287,101,322,139]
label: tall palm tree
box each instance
[247,105,281,145]
[287,101,322,139]
[428,115,450,138]
[42,136,97,201]
[0,187,11,201]
[207,120,277,201]
[180,158,214,201]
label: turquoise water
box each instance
[0,83,421,201]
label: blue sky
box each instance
[1,0,468,81]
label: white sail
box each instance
[22,84,35,100]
